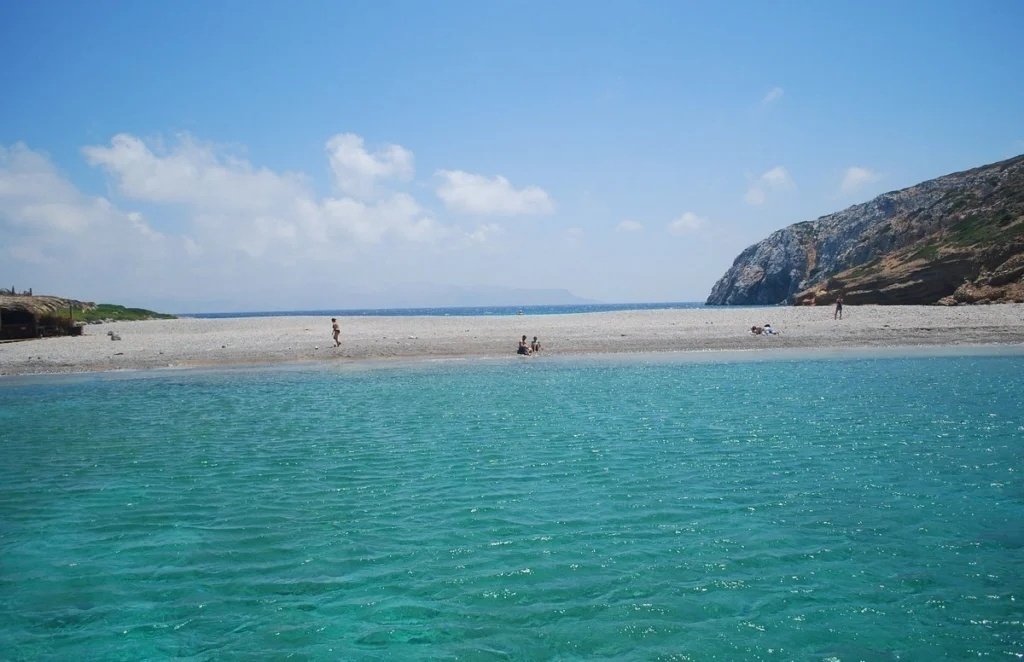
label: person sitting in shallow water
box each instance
[517,335,532,355]
[530,336,542,353]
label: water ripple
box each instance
[1,356,1023,658]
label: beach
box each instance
[1,304,1022,376]
[4,314,1024,658]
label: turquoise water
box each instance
[1,353,1022,660]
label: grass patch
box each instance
[950,212,1024,245]
[74,303,176,323]
[910,244,939,261]
[996,209,1017,227]
[845,260,883,278]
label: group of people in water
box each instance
[517,335,542,355]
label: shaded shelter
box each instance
[0,295,96,340]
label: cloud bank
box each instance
[1,133,556,309]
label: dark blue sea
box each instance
[187,302,706,319]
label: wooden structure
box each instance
[0,295,96,340]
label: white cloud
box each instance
[1,143,178,283]
[0,143,85,203]
[321,192,443,246]
[840,166,881,193]
[436,170,554,216]
[82,133,446,254]
[760,166,793,188]
[745,166,795,205]
[616,219,643,233]
[760,86,784,106]
[83,133,309,213]
[744,187,766,205]
[1,143,161,240]
[565,227,585,241]
[667,211,706,235]
[325,133,414,200]
[4,134,525,306]
[464,222,503,245]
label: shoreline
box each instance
[6,344,1024,385]
[1,305,1022,377]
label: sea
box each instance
[185,302,706,319]
[1,308,1023,659]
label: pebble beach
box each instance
[1,304,1023,376]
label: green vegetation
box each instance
[943,191,977,213]
[844,260,883,279]
[74,303,176,323]
[950,211,1024,246]
[910,244,939,261]
[996,209,1017,227]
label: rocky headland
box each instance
[706,153,1024,306]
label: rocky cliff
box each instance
[706,154,1024,305]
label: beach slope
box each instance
[1,305,1022,376]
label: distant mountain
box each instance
[162,286,599,314]
[706,154,1024,306]
[354,286,599,309]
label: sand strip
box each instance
[1,305,1022,376]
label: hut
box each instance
[0,295,96,340]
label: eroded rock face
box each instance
[706,154,1024,305]
[705,228,811,305]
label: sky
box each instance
[1,1,1023,313]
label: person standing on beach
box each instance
[331,318,341,347]
[834,295,844,320]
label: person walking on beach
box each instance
[331,317,341,347]
[834,295,844,320]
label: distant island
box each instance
[706,153,1024,306]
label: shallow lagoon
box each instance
[2,351,1022,659]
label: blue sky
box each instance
[2,1,1022,312]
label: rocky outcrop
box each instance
[706,153,1024,305]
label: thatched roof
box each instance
[0,295,97,317]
